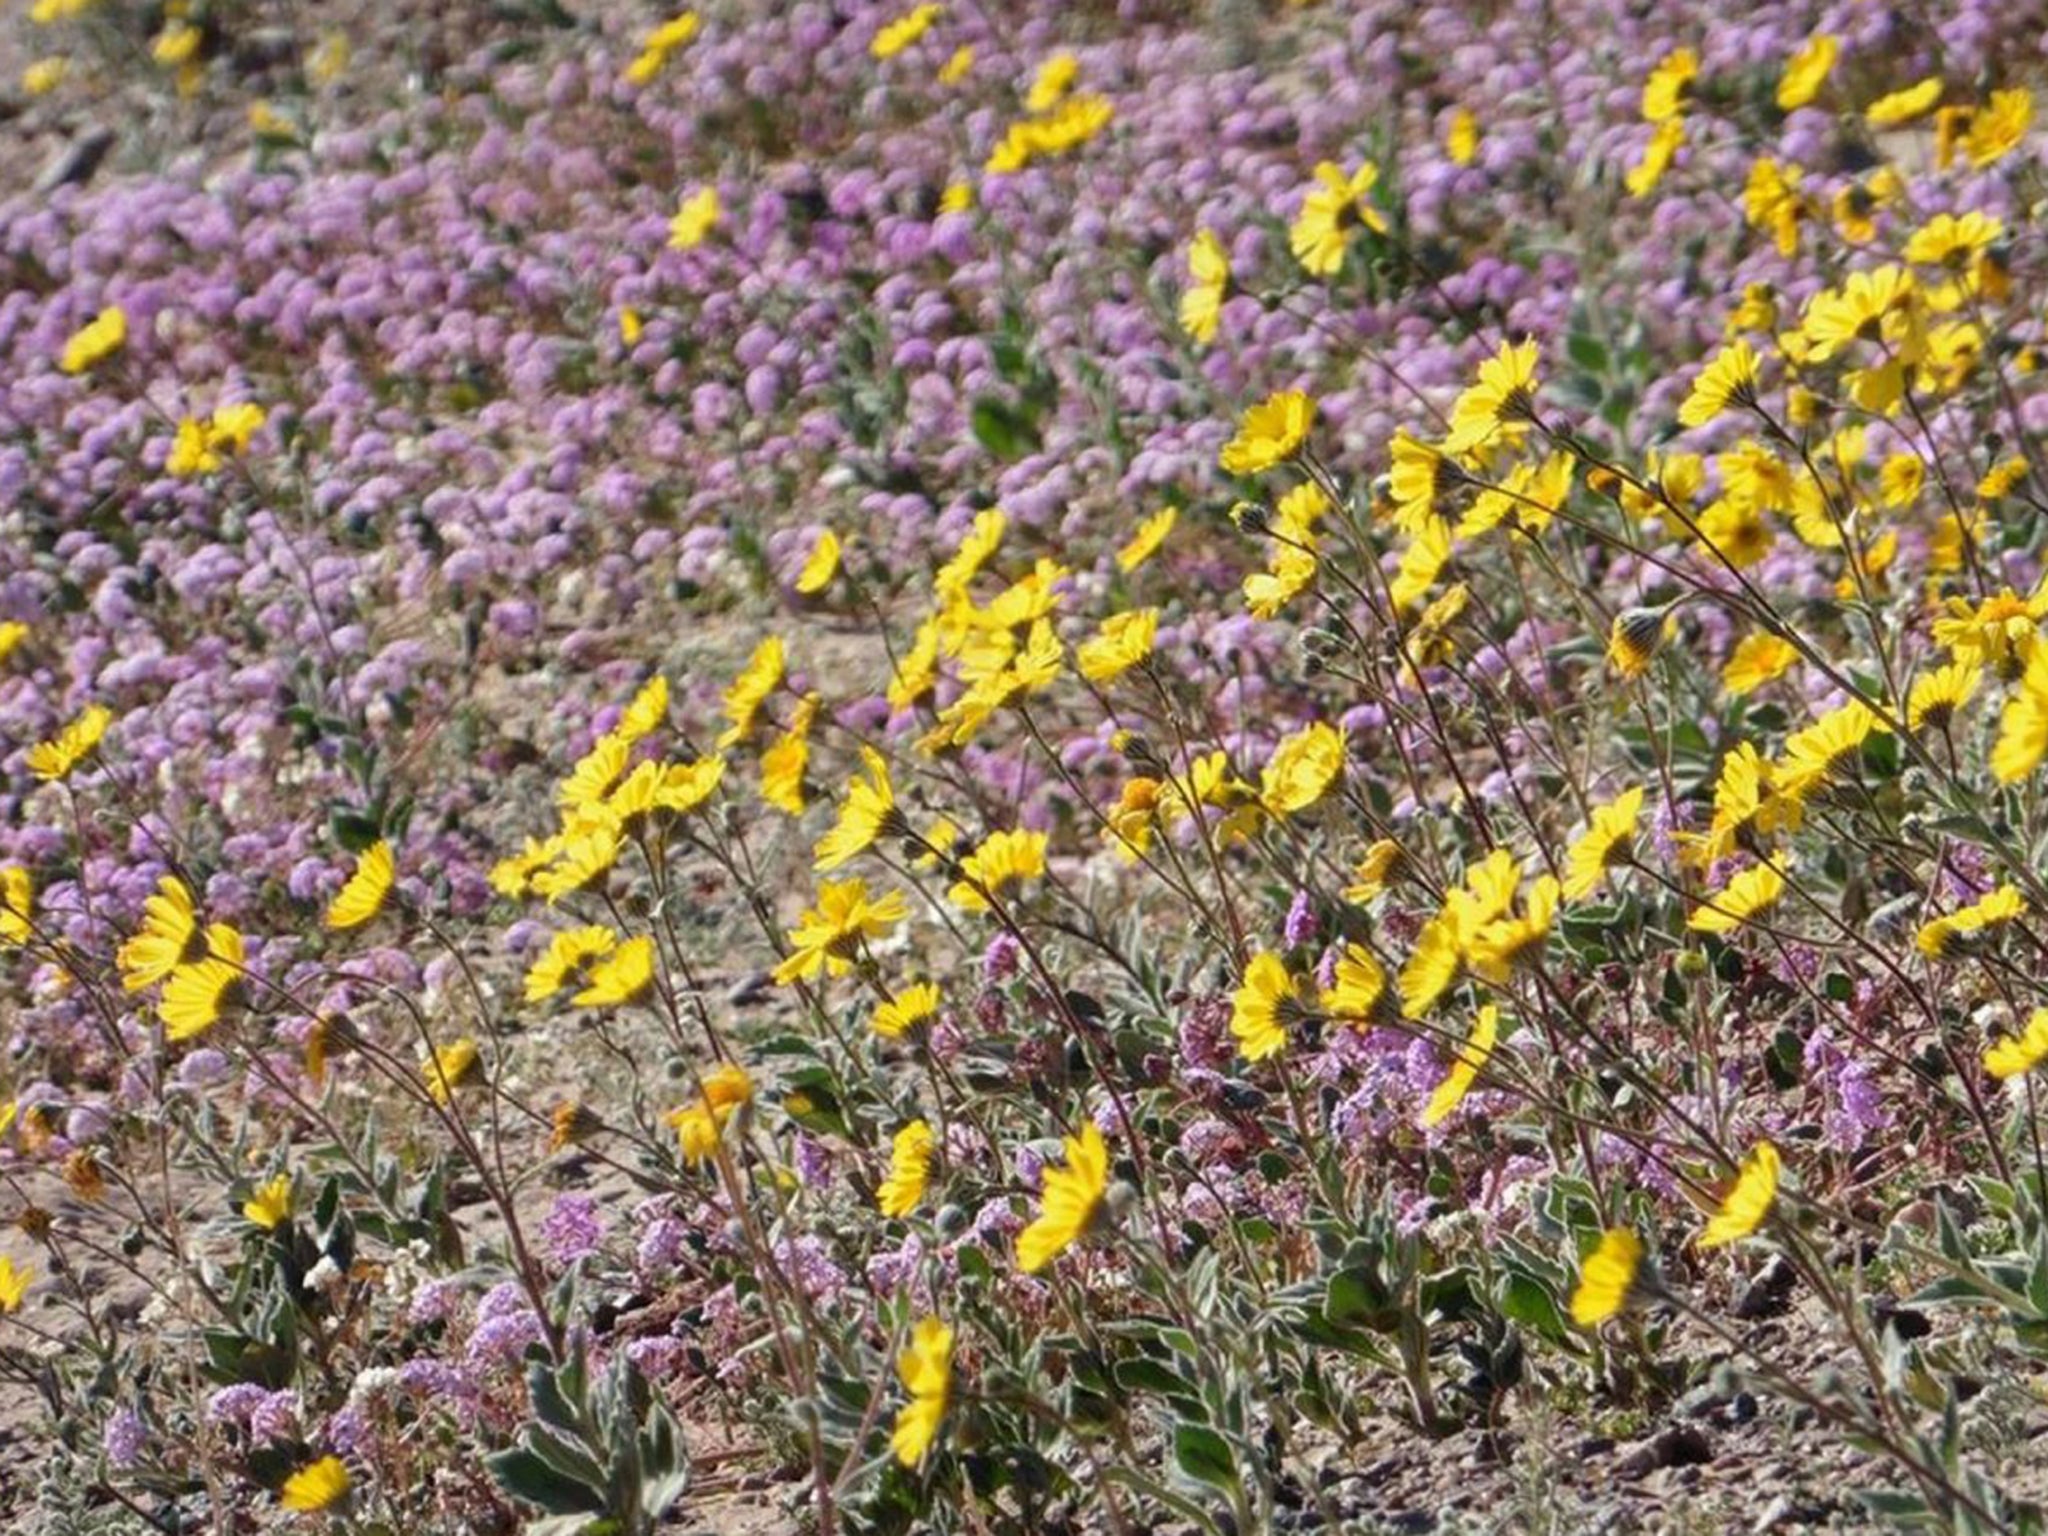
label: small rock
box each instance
[35,127,116,194]
[1753,1494,1794,1532]
[726,970,772,1006]
[1617,1423,1714,1478]
[1730,1390,1759,1424]
[1871,1297,1932,1341]
[1733,1253,1798,1319]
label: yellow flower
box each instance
[890,1316,954,1466]
[548,1099,602,1154]
[1243,546,1318,619]
[1025,52,1078,113]
[1964,88,2032,168]
[1400,850,1520,1016]
[1937,586,2048,678]
[617,675,670,743]
[1677,340,1761,428]
[1443,338,1539,456]
[669,1102,724,1163]
[667,1064,754,1162]
[647,11,702,52]
[1421,1003,1499,1128]
[668,186,720,250]
[1386,430,1452,535]
[871,3,941,60]
[934,509,1006,598]
[984,94,1114,173]
[1694,496,1771,569]
[27,703,111,780]
[873,982,941,1039]
[1343,839,1405,904]
[1446,107,1481,165]
[1468,876,1560,983]
[1388,518,1453,613]
[559,729,631,811]
[795,530,840,594]
[525,924,618,1002]
[279,1456,350,1513]
[1917,883,2023,960]
[1903,211,2003,273]
[1641,47,1697,122]
[22,57,68,95]
[1799,265,1921,365]
[1569,1228,1644,1326]
[1722,633,1798,697]
[938,45,973,86]
[1077,609,1158,684]
[243,1174,293,1230]
[150,20,202,68]
[719,636,785,747]
[249,100,298,140]
[1290,161,1386,276]
[1725,282,1778,336]
[1180,230,1229,346]
[1259,721,1346,814]
[653,756,725,818]
[307,30,351,85]
[948,828,1048,911]
[773,879,909,984]
[815,747,900,870]
[1563,787,1644,900]
[1101,776,1160,863]
[117,874,202,990]
[1699,1142,1781,1248]
[573,934,656,1008]
[1117,507,1176,572]
[59,307,126,375]
[1625,118,1684,198]
[1688,861,1785,936]
[1231,952,1299,1061]
[759,695,819,815]
[1017,1121,1109,1273]
[0,621,25,664]
[1607,607,1672,679]
[161,923,246,1041]
[1775,34,1837,110]
[619,306,644,344]
[423,1039,483,1105]
[0,1255,34,1314]
[878,1119,936,1217]
[1865,77,1942,127]
[1685,742,1802,867]
[1743,156,1804,257]
[530,825,623,902]
[325,840,395,931]
[1320,942,1388,1025]
[303,1015,357,1086]
[1906,661,1980,734]
[1876,453,1923,510]
[1985,1009,2048,1082]
[0,866,31,946]
[1219,390,1314,476]
[1776,699,1883,800]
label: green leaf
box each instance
[1171,1421,1238,1494]
[970,396,1042,462]
[1497,1272,1569,1344]
[486,1448,608,1516]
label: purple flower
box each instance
[104,1407,147,1467]
[540,1192,606,1265]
